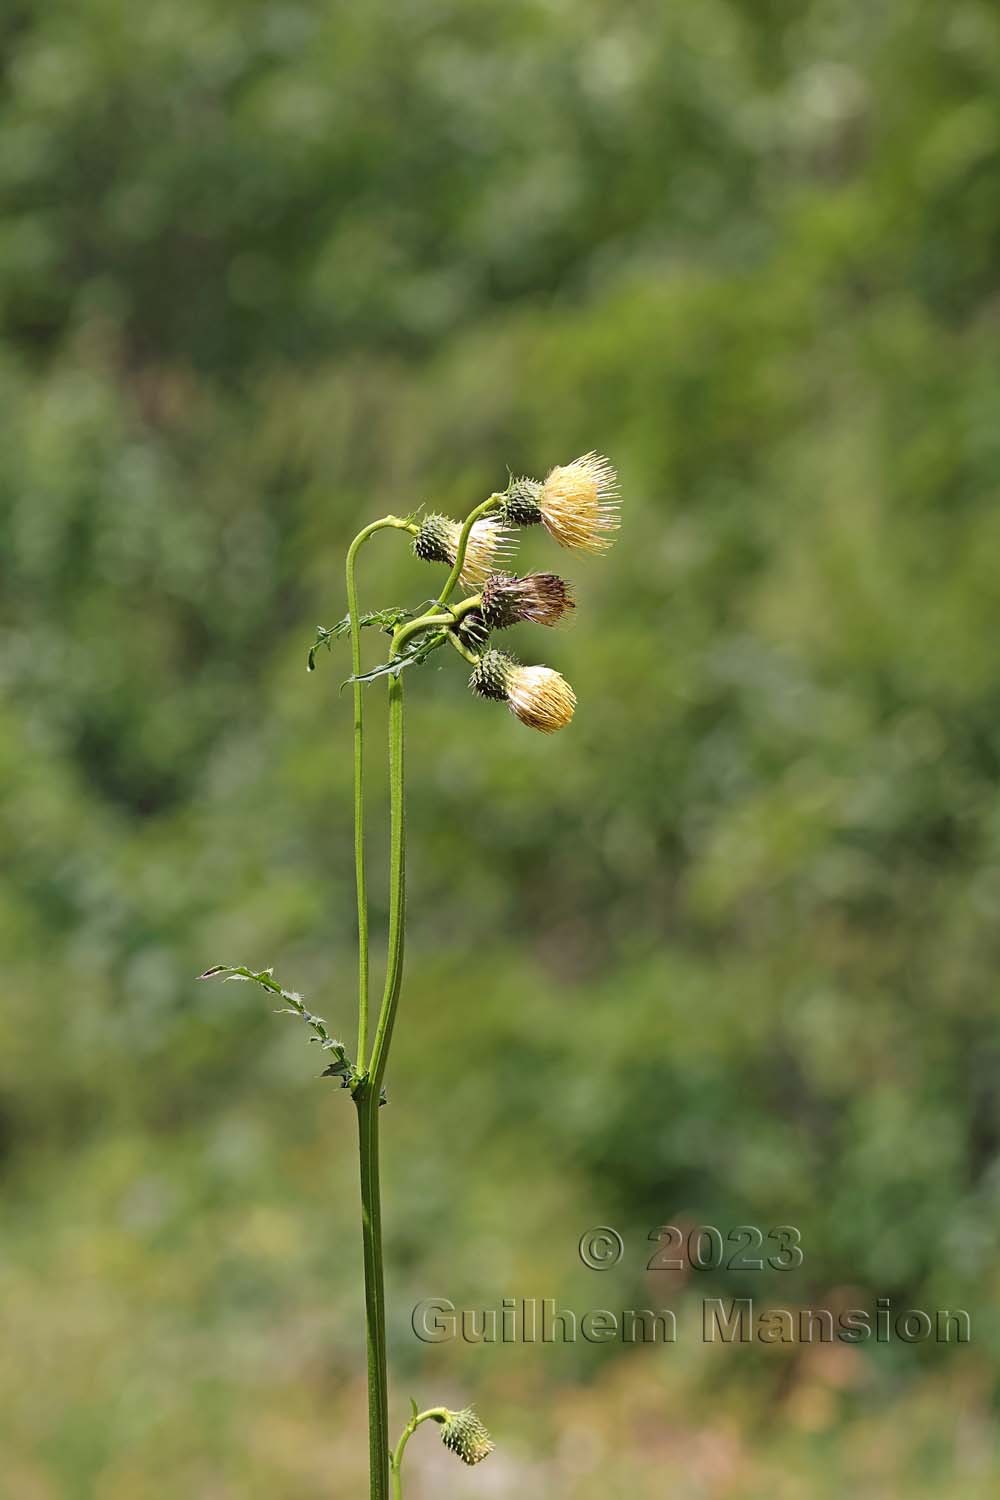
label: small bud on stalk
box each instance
[438,1408,495,1466]
[480,570,575,629]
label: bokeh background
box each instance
[3,2,1000,1495]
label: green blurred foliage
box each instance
[3,0,1000,1493]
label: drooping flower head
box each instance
[413,513,516,587]
[437,1408,495,1467]
[538,452,620,552]
[499,454,620,552]
[508,664,577,732]
[469,649,576,733]
[480,571,575,629]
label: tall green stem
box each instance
[356,1086,389,1499]
[346,517,410,1063]
[357,654,407,1500]
[367,660,406,1092]
[351,498,491,1497]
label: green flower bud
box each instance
[438,1408,495,1467]
[412,513,456,566]
[469,648,516,701]
[501,476,543,527]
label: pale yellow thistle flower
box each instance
[508,663,576,732]
[459,515,516,586]
[412,512,516,587]
[469,649,576,733]
[539,451,620,553]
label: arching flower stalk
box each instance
[204,455,619,1499]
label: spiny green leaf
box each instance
[199,963,366,1095]
[308,608,418,670]
[345,630,448,687]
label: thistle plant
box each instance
[202,454,620,1497]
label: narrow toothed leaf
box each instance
[345,630,449,687]
[199,964,366,1096]
[309,608,419,669]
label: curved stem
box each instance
[391,1408,449,1500]
[451,592,482,618]
[346,517,411,1063]
[447,631,480,666]
[435,495,503,605]
[392,612,456,652]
